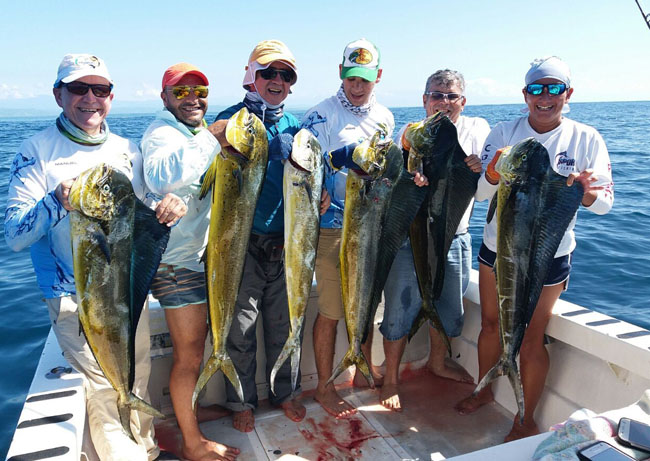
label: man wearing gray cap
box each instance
[455,56,614,441]
[4,54,185,460]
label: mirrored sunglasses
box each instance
[259,67,295,83]
[525,83,568,96]
[63,82,113,98]
[425,91,463,102]
[169,85,209,100]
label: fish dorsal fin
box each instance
[131,199,171,342]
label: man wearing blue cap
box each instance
[302,38,394,419]
[5,54,185,460]
[456,56,614,441]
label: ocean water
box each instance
[0,102,648,457]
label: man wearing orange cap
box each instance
[141,63,239,460]
[212,40,316,433]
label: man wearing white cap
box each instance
[302,38,394,419]
[212,39,312,433]
[455,56,614,441]
[5,54,186,460]
[141,63,239,460]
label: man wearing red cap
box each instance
[141,63,239,460]
[211,40,318,433]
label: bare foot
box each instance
[427,357,474,383]
[197,404,232,423]
[380,383,402,412]
[352,368,384,388]
[280,398,306,422]
[454,388,494,415]
[315,385,357,418]
[232,409,254,433]
[504,415,540,442]
[182,437,240,461]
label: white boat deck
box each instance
[8,269,650,460]
[155,369,525,460]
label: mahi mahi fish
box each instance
[69,163,169,441]
[406,113,480,353]
[327,130,404,388]
[472,138,584,421]
[269,129,323,394]
[194,107,268,408]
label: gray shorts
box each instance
[150,263,206,309]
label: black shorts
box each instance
[477,243,572,287]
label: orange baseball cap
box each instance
[161,63,209,89]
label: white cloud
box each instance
[132,83,160,100]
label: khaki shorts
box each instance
[315,228,344,320]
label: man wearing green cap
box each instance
[302,38,394,419]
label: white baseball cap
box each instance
[525,56,571,87]
[54,54,113,87]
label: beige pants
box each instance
[315,228,345,320]
[46,296,159,461]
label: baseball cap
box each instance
[162,63,209,90]
[525,56,571,87]
[242,40,297,88]
[54,54,113,87]
[340,38,380,82]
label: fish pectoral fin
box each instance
[198,160,217,201]
[233,167,244,194]
[486,195,498,224]
[303,181,313,204]
[90,229,111,263]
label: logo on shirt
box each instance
[482,144,491,161]
[302,112,327,138]
[555,151,575,170]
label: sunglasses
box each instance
[168,85,209,100]
[425,91,463,102]
[63,82,113,98]
[525,83,568,96]
[259,67,295,83]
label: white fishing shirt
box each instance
[140,110,220,271]
[396,114,491,235]
[301,95,394,229]
[476,116,614,256]
[4,125,145,298]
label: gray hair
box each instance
[424,69,466,94]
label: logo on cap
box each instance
[349,48,373,65]
[75,55,100,69]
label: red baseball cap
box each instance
[161,63,209,89]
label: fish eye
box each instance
[521,155,527,160]
[101,184,111,194]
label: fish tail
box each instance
[409,302,451,356]
[127,393,165,419]
[407,310,426,341]
[327,347,375,389]
[472,357,508,396]
[506,364,525,423]
[192,354,244,409]
[270,332,300,395]
[117,397,136,442]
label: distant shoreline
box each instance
[1,100,648,120]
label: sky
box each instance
[1,0,649,114]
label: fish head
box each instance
[405,112,457,167]
[69,163,132,220]
[496,138,546,185]
[225,107,268,163]
[290,129,322,172]
[352,129,391,178]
